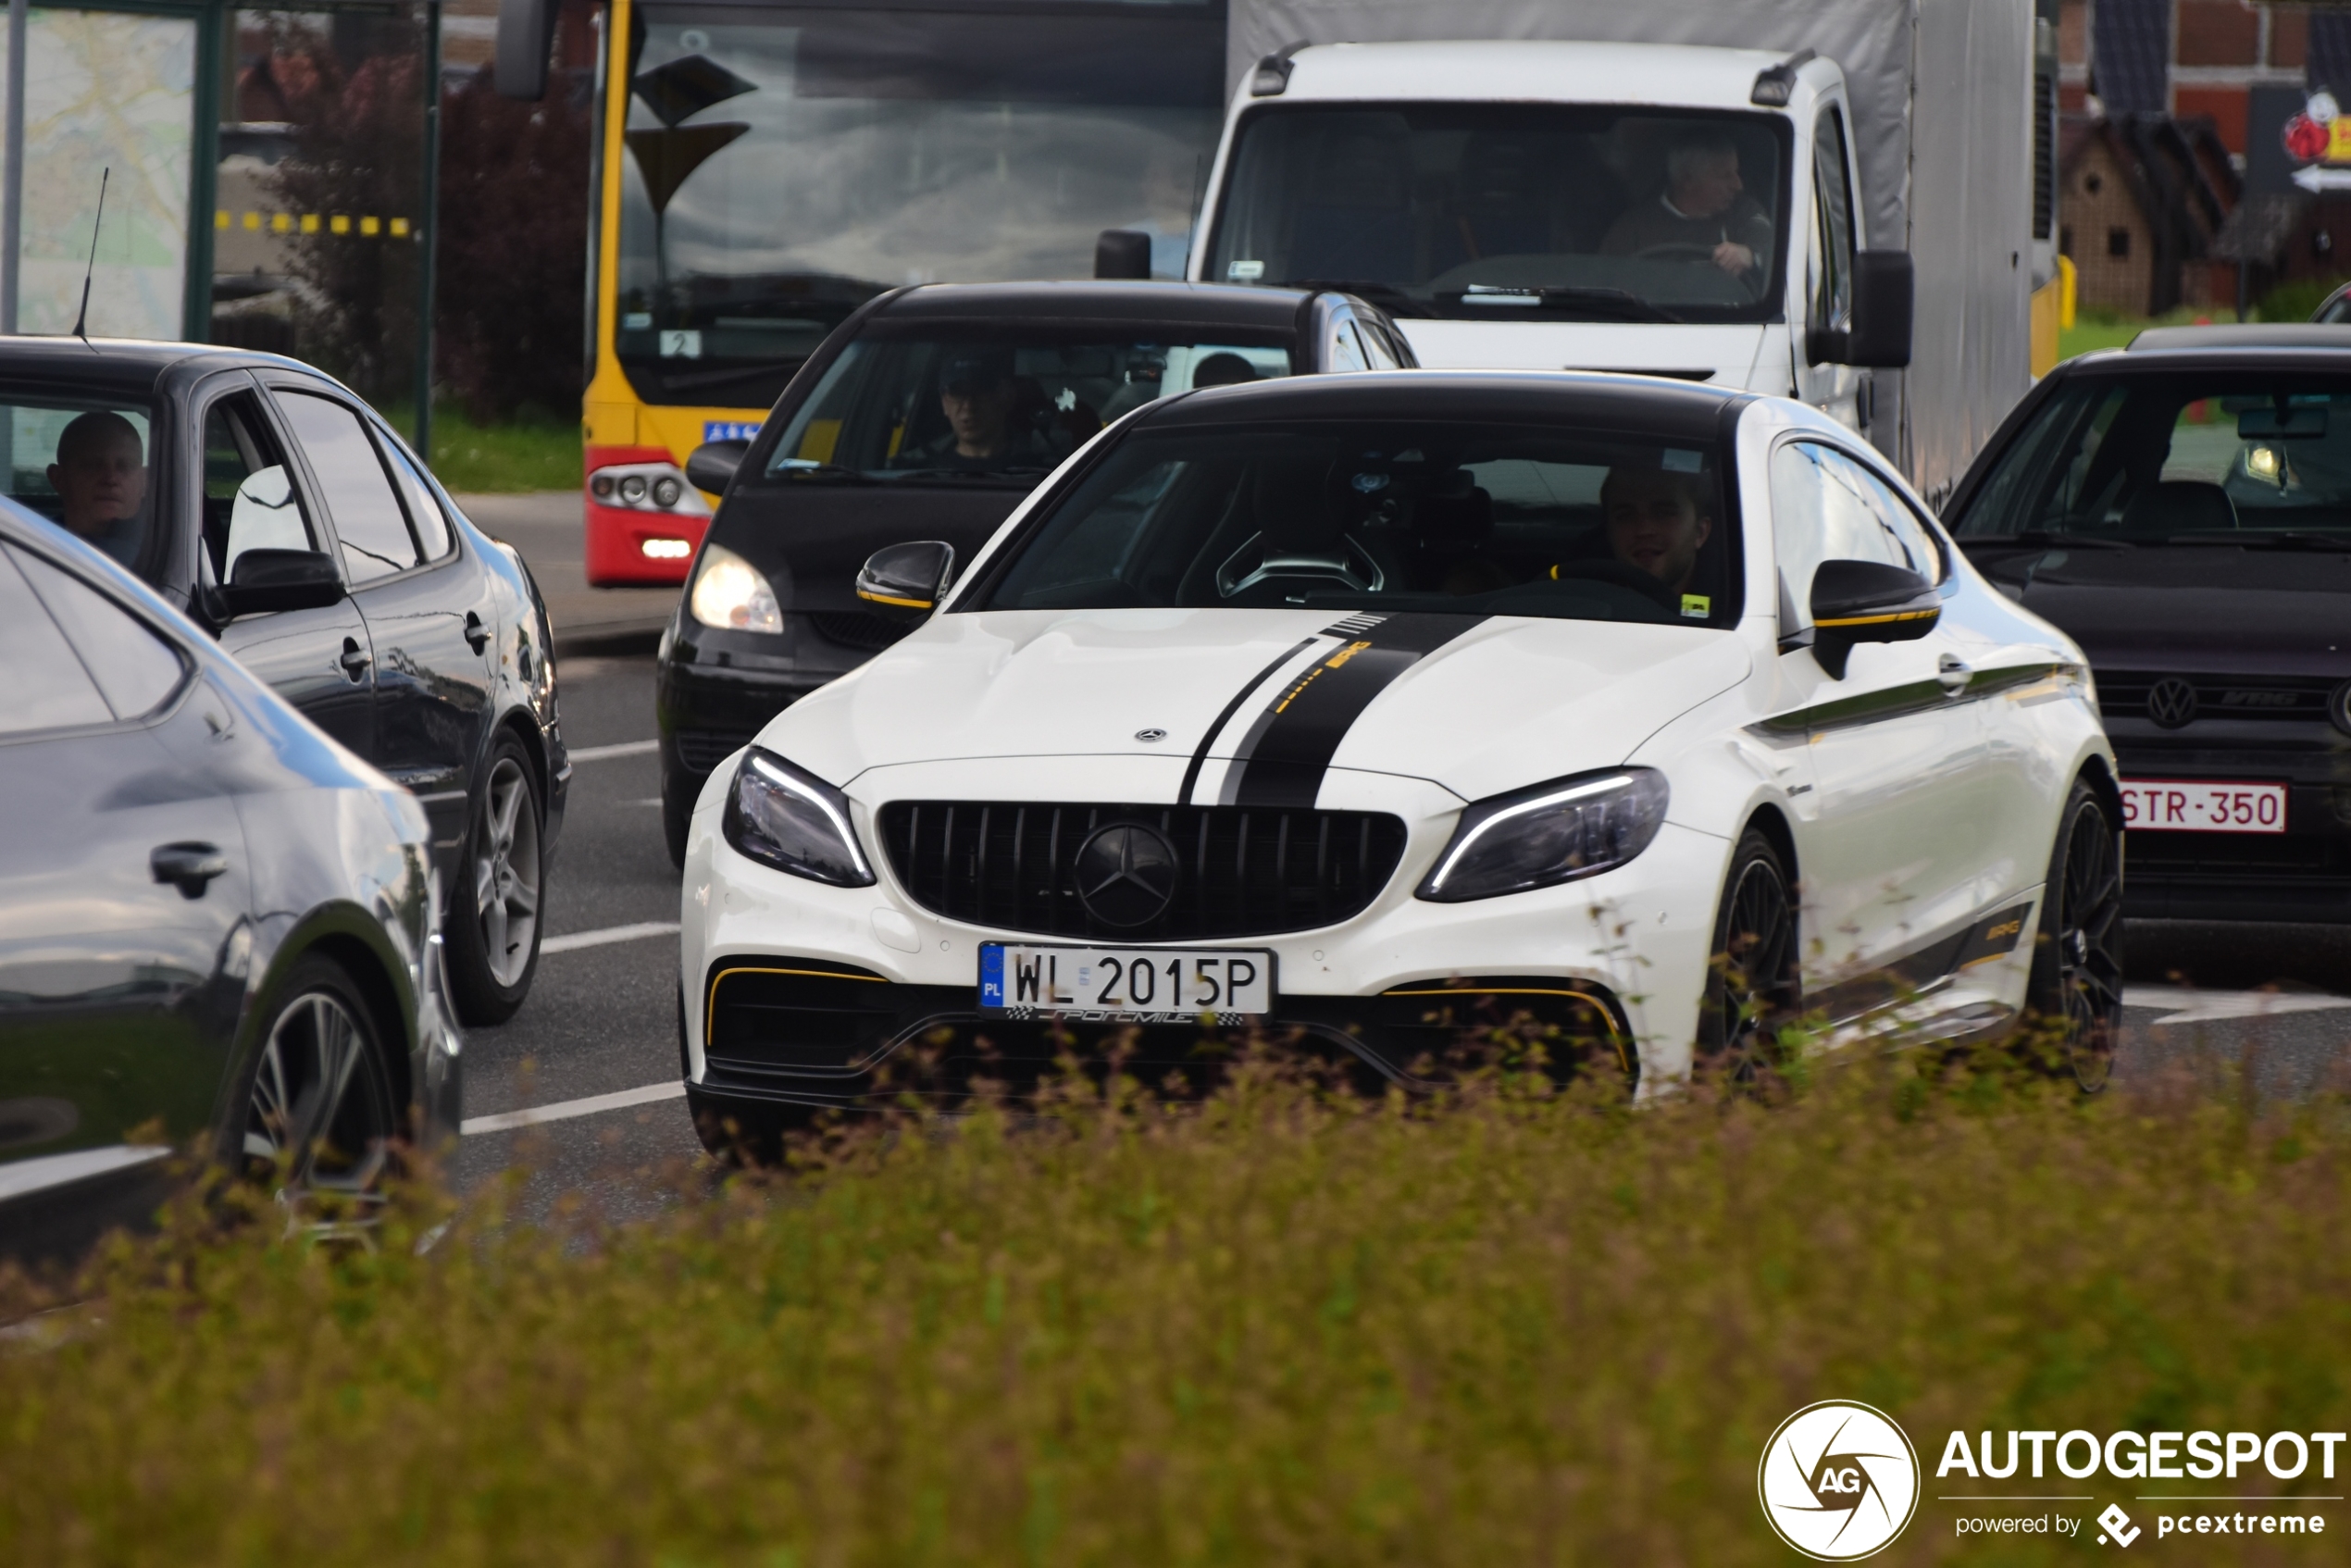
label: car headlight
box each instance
[1416,768,1670,902]
[722,748,876,887]
[689,543,782,634]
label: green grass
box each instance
[2,1050,2345,1565]
[380,403,581,493]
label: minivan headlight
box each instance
[1416,768,1670,902]
[722,748,875,888]
[689,543,783,634]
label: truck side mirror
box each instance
[493,0,559,101]
[686,440,748,494]
[1095,230,1152,280]
[856,541,956,621]
[1809,558,1938,678]
[1846,251,1914,368]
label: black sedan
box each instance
[655,281,1414,864]
[1947,323,2351,921]
[0,504,460,1258]
[0,338,566,1022]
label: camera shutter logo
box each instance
[1758,1400,1921,1561]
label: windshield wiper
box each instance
[883,467,1044,484]
[776,462,876,485]
[1966,529,2133,551]
[2164,529,2351,551]
[1439,285,1683,324]
[1284,280,1435,318]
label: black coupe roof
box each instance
[0,335,311,398]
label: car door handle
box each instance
[152,841,228,898]
[1937,653,1973,696]
[464,611,491,653]
[339,637,371,680]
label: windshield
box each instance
[1952,372,2351,541]
[972,420,1739,626]
[1,395,157,572]
[765,328,1293,487]
[617,4,1224,406]
[1204,105,1790,323]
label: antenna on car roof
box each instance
[68,167,107,350]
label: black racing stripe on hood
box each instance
[1221,613,1490,808]
[1178,636,1323,805]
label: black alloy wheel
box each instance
[1697,829,1800,1083]
[446,730,546,1025]
[2023,779,2124,1091]
[241,954,400,1219]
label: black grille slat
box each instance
[2097,671,2340,723]
[878,801,1409,941]
[673,728,759,774]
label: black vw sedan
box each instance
[1947,324,2351,921]
[0,504,459,1258]
[655,281,1414,864]
[0,338,566,1021]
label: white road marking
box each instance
[568,739,659,762]
[540,921,679,955]
[2122,985,2351,1027]
[462,1080,686,1136]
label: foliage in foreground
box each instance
[2,1056,2346,1566]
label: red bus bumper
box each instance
[584,443,711,587]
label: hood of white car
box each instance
[766,608,1751,807]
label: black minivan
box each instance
[653,280,1415,862]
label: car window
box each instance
[1810,107,1855,337]
[0,542,116,735]
[1771,441,1945,632]
[1,396,156,571]
[382,438,454,560]
[276,391,421,582]
[8,543,187,719]
[976,420,1739,628]
[204,392,318,582]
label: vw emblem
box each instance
[2146,676,2198,729]
[1074,822,1179,928]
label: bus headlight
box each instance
[589,461,712,516]
[689,543,783,634]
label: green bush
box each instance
[2,1056,2345,1565]
[2256,276,2351,324]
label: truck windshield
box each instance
[615,4,1224,407]
[973,419,1740,627]
[763,327,1295,487]
[1951,372,2351,542]
[1204,105,1790,324]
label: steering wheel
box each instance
[1548,557,1680,611]
[1631,243,1730,263]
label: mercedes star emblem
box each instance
[1135,728,1167,742]
[1074,822,1179,927]
[2146,676,2198,729]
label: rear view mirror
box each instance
[222,547,344,617]
[855,541,956,621]
[1809,558,1938,678]
[686,440,749,493]
[1095,229,1152,280]
[1810,251,1914,368]
[2237,404,2329,439]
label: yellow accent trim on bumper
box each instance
[705,964,889,1049]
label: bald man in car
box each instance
[46,410,149,565]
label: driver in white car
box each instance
[1599,130,1773,283]
[1599,466,1713,596]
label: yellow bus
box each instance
[496,0,1230,586]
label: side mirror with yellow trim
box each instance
[1809,558,1939,679]
[855,541,956,622]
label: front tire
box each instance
[446,731,545,1025]
[1696,829,1800,1082]
[2022,778,2124,1091]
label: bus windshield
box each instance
[616,3,1225,407]
[1203,104,1790,324]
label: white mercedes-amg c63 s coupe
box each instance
[675,371,2120,1144]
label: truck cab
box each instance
[1187,42,1910,433]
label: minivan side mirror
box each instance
[685,440,749,494]
[1809,558,1939,678]
[221,547,345,617]
[855,541,956,621]
[1095,229,1152,280]
[1809,251,1914,368]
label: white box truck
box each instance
[1156,0,2058,504]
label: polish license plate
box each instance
[978,943,1274,1019]
[2120,779,2288,833]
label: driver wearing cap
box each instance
[894,348,1069,472]
[1600,130,1773,284]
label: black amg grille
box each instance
[877,802,1410,941]
[805,612,911,651]
[2097,672,2341,725]
[673,728,758,773]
